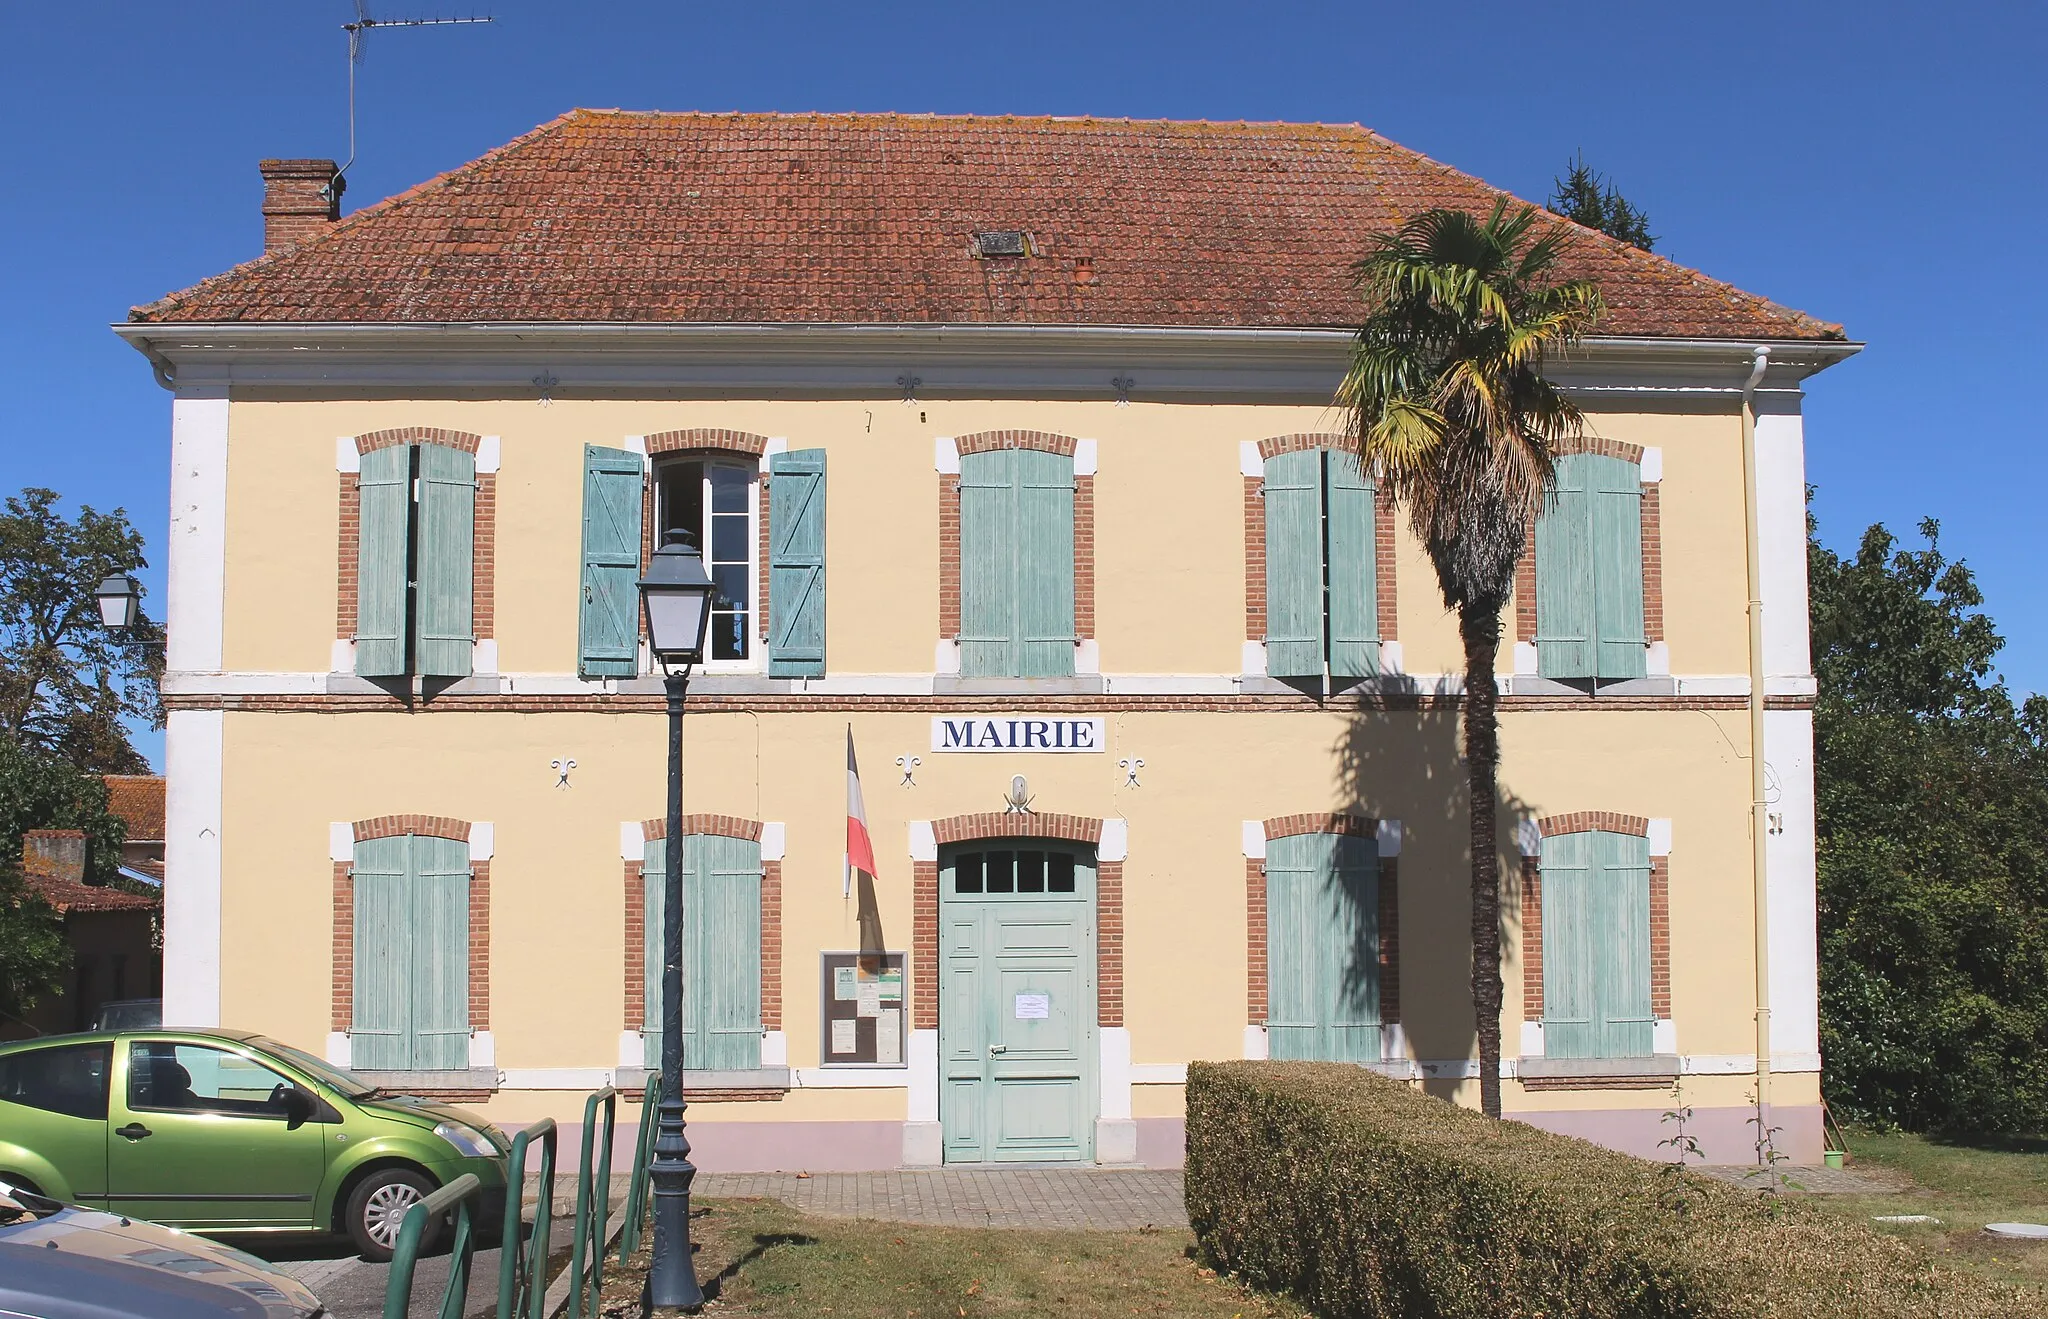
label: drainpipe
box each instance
[1739,344,1772,1158]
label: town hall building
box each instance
[120,111,1856,1167]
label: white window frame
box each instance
[651,453,763,675]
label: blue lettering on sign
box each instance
[930,716,1106,752]
[939,719,979,749]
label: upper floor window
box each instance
[958,448,1075,679]
[1534,452,1645,683]
[355,442,475,679]
[1262,447,1379,684]
[656,458,757,663]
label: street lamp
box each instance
[637,529,716,1313]
[95,574,143,632]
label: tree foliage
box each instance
[1341,202,1603,1118]
[0,487,162,774]
[1813,514,2048,1132]
[1550,153,1657,251]
[0,733,133,1020]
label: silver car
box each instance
[0,1178,326,1318]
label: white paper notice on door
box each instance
[1014,992,1051,1020]
[830,1019,857,1054]
[875,1009,901,1065]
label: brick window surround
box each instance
[330,815,490,1037]
[911,812,1121,1032]
[1245,813,1400,1027]
[937,431,1096,653]
[622,814,782,1037]
[1518,812,1670,1022]
[1513,436,1662,647]
[1243,434,1399,648]
[637,430,774,648]
[335,429,495,655]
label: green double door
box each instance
[939,845,1096,1163]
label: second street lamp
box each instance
[637,528,717,1312]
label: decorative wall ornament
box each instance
[897,374,922,405]
[895,755,921,787]
[1004,775,1034,814]
[532,370,559,406]
[1118,757,1144,788]
[1112,374,1135,406]
[550,757,576,788]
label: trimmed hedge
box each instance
[1186,1061,2038,1318]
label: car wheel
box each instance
[345,1168,439,1262]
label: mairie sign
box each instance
[930,715,1106,753]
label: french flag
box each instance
[846,727,877,896]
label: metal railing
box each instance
[564,1086,618,1319]
[618,1074,661,1256]
[382,1173,481,1319]
[378,1083,659,1319]
[498,1117,557,1319]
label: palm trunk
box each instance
[1460,605,1505,1119]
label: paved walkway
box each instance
[694,1168,1189,1230]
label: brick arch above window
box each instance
[354,427,483,455]
[1550,435,1645,464]
[1255,432,1357,461]
[352,813,473,843]
[640,814,765,843]
[645,428,769,458]
[1263,811,1378,840]
[1534,811,1650,839]
[953,430,1079,458]
[931,812,1103,845]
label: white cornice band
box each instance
[114,322,1860,398]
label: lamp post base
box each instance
[646,1092,704,1311]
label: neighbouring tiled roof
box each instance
[20,858,160,915]
[104,775,165,842]
[131,111,1842,340]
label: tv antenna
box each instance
[333,1,494,199]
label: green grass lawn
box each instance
[606,1197,1307,1318]
[1808,1127,2048,1290]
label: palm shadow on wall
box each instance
[1331,674,1536,1100]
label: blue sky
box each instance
[5,2,2043,768]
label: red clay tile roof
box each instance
[130,111,1842,340]
[20,858,160,914]
[103,775,165,843]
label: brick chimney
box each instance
[259,159,344,254]
[23,830,87,885]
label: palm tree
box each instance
[1340,200,1603,1118]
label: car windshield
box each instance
[250,1038,373,1099]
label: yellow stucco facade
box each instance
[154,374,1829,1171]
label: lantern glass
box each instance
[638,531,717,667]
[95,575,140,631]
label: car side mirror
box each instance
[281,1086,315,1131]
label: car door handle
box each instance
[115,1123,152,1141]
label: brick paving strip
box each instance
[693,1168,1190,1230]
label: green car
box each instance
[0,1028,509,1261]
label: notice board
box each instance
[819,951,906,1067]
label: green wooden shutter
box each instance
[409,835,472,1070]
[694,834,764,1071]
[1535,454,1597,679]
[1266,833,1380,1061]
[1325,449,1380,680]
[959,450,1017,678]
[1589,456,1648,679]
[350,835,411,1068]
[354,445,412,677]
[413,443,475,678]
[1014,449,1076,678]
[1263,449,1326,679]
[767,450,827,677]
[1540,831,1597,1059]
[642,838,666,1069]
[579,445,644,678]
[1593,830,1655,1057]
